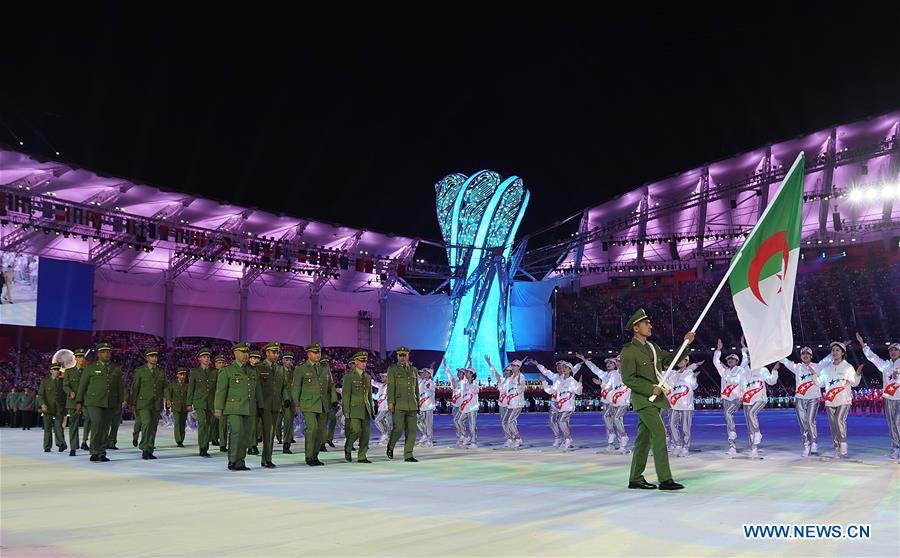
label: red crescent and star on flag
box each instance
[747,229,790,306]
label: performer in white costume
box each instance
[780,346,831,457]
[660,357,703,457]
[817,341,863,459]
[541,360,583,451]
[857,333,900,460]
[741,362,779,459]
[371,374,392,446]
[713,338,748,456]
[416,367,436,447]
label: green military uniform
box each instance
[343,352,374,462]
[166,370,190,446]
[279,352,296,452]
[291,343,336,465]
[63,349,90,453]
[214,354,228,449]
[38,365,67,451]
[131,349,167,457]
[214,343,258,470]
[107,364,128,449]
[619,309,688,486]
[256,343,288,467]
[76,343,125,461]
[387,347,420,460]
[246,350,262,455]
[322,357,339,447]
[187,348,217,455]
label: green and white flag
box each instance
[729,153,805,368]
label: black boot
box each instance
[81,442,89,450]
[282,444,293,454]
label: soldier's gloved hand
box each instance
[283,400,291,408]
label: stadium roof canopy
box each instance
[540,110,900,282]
[0,148,421,293]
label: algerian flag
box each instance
[729,152,805,369]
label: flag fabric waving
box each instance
[729,153,805,369]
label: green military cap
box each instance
[305,343,322,353]
[395,346,411,355]
[96,342,112,352]
[264,341,280,352]
[145,347,159,357]
[249,349,261,359]
[177,366,188,373]
[214,354,226,362]
[50,363,61,371]
[73,348,86,357]
[320,356,331,364]
[626,308,651,331]
[231,341,250,352]
[197,347,212,357]
[282,351,295,360]
[352,351,368,362]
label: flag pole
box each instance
[649,152,805,401]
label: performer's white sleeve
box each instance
[862,345,889,372]
[740,348,749,369]
[583,360,605,380]
[536,363,558,381]
[713,350,726,375]
[779,358,800,375]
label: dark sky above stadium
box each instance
[2,3,899,243]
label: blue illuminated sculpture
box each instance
[435,170,530,374]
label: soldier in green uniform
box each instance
[322,356,340,450]
[63,348,89,455]
[246,349,262,455]
[279,351,296,453]
[76,342,124,462]
[186,348,217,457]
[106,353,128,451]
[214,354,228,450]
[343,351,374,463]
[291,343,336,466]
[38,363,67,452]
[214,342,258,471]
[256,342,287,468]
[619,309,695,491]
[166,367,190,447]
[132,347,167,460]
[387,346,420,462]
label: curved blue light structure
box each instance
[435,170,530,374]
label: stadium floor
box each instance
[1,409,898,557]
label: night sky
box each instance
[2,3,899,244]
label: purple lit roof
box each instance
[557,110,900,279]
[0,149,418,293]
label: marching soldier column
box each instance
[75,342,125,462]
[257,342,288,468]
[386,347,420,462]
[187,348,217,457]
[214,342,257,471]
[38,363,66,453]
[291,343,336,467]
[131,347,166,460]
[166,367,190,447]
[62,349,90,456]
[342,351,374,463]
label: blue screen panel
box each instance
[36,257,93,331]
